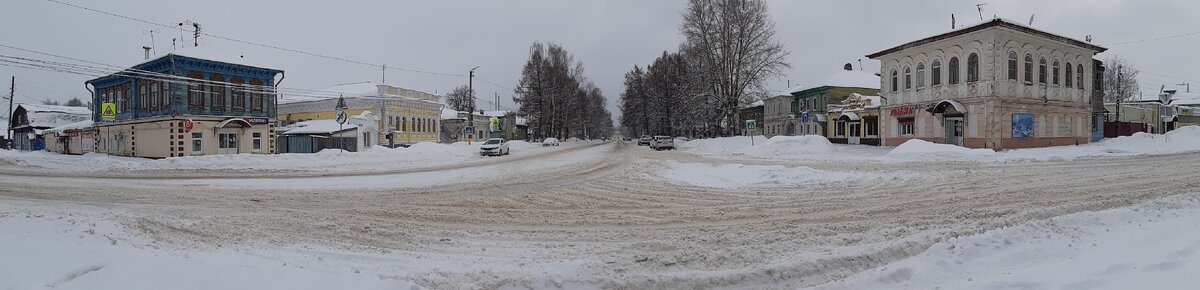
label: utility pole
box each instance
[468,66,478,144]
[381,64,386,84]
[1116,65,1123,134]
[7,76,14,145]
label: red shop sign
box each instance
[890,104,921,117]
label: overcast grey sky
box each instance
[3,0,1198,120]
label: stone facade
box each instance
[762,95,795,137]
[867,19,1106,149]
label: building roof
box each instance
[279,111,376,135]
[10,104,92,129]
[17,104,92,115]
[822,69,880,90]
[866,18,1107,59]
[278,82,442,106]
[44,120,95,133]
[135,46,281,72]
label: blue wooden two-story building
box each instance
[86,47,283,158]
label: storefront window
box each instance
[836,121,846,137]
[849,122,861,137]
[865,117,879,137]
[252,132,262,151]
[192,132,203,153]
[899,118,915,136]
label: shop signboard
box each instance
[889,104,922,117]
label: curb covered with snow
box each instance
[814,192,1200,290]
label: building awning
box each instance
[838,112,861,121]
[216,118,252,128]
[815,114,828,122]
[928,100,968,114]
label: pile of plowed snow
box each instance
[677,135,882,160]
[883,140,997,160]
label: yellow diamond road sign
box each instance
[101,103,117,120]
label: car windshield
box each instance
[655,137,671,140]
[484,139,501,145]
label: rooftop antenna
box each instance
[143,30,157,55]
[951,14,956,29]
[976,3,988,21]
[1086,35,1093,42]
[1028,14,1036,26]
[858,59,863,71]
[142,46,151,60]
[192,22,201,47]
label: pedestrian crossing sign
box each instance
[101,103,116,120]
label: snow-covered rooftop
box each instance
[278,82,442,106]
[868,18,1106,58]
[823,69,880,90]
[44,120,94,133]
[441,107,463,120]
[18,104,92,115]
[134,46,280,71]
[280,112,376,135]
[13,104,92,129]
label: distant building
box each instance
[791,64,881,139]
[867,18,1107,149]
[738,101,764,136]
[278,83,441,147]
[762,94,795,137]
[7,104,91,151]
[277,111,379,153]
[43,120,96,155]
[85,47,283,158]
[827,93,884,145]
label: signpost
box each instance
[801,111,810,124]
[746,119,757,146]
[335,96,348,135]
[465,126,474,145]
[101,103,116,120]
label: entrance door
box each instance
[218,131,239,154]
[945,117,964,146]
[848,122,861,144]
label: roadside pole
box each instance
[746,119,757,146]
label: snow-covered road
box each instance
[1,139,1199,289]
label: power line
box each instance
[1105,31,1200,46]
[43,0,467,78]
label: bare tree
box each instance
[444,85,473,112]
[680,0,789,135]
[514,42,613,140]
[41,99,61,106]
[64,97,85,107]
[1102,55,1140,103]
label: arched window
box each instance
[931,60,942,86]
[916,62,926,88]
[188,72,204,108]
[250,79,265,112]
[1077,64,1084,90]
[231,77,246,111]
[891,70,898,92]
[148,80,158,110]
[967,53,979,82]
[1038,58,1047,84]
[1052,61,1061,85]
[1007,51,1018,80]
[948,57,960,84]
[1065,63,1074,88]
[1024,54,1033,83]
[138,80,148,111]
[904,67,912,89]
[210,74,226,111]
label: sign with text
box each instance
[889,104,922,117]
[245,117,270,125]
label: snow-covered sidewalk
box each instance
[814,193,1200,290]
[0,202,421,290]
[678,126,1200,163]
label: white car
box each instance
[542,138,560,146]
[479,138,510,156]
[650,135,675,151]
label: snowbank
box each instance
[649,161,927,188]
[883,139,996,161]
[680,126,1200,163]
[677,135,888,160]
[0,139,591,173]
[816,192,1200,290]
[0,202,420,290]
